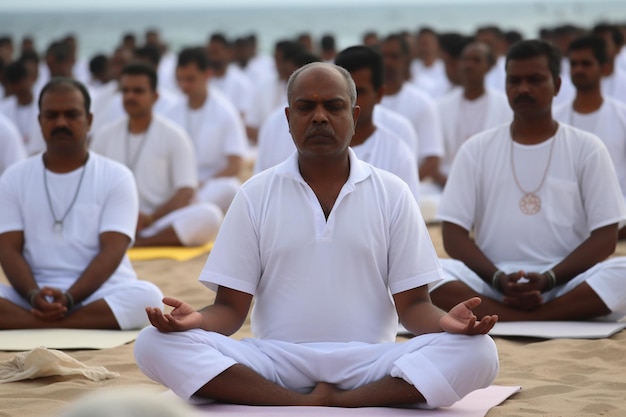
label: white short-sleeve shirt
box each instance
[200,149,443,344]
[380,83,444,163]
[438,123,626,271]
[90,114,198,214]
[0,111,26,175]
[351,126,420,201]
[554,97,626,196]
[167,89,249,182]
[0,152,138,288]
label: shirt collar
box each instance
[275,147,371,187]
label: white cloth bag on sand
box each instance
[0,346,119,383]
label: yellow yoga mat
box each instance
[127,242,214,262]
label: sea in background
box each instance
[0,1,625,59]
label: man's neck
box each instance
[43,149,89,173]
[188,89,208,110]
[384,81,402,96]
[299,153,350,185]
[17,91,33,106]
[573,88,603,114]
[605,61,615,77]
[128,114,152,134]
[350,123,376,147]
[463,84,486,101]
[510,116,558,145]
[421,56,436,68]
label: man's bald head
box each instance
[286,62,357,108]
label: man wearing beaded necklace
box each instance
[91,63,223,247]
[0,78,163,329]
[429,39,626,322]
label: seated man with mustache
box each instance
[0,78,163,329]
[430,40,626,322]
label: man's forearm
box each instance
[65,243,128,304]
[442,222,499,282]
[0,252,39,299]
[550,224,617,284]
[150,187,194,222]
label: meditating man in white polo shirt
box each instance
[134,62,499,409]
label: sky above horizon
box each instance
[0,0,585,12]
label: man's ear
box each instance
[352,105,361,126]
[553,75,562,97]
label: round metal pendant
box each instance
[53,221,63,233]
[520,193,541,215]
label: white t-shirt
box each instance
[200,149,443,344]
[601,67,626,105]
[253,104,292,174]
[0,152,138,288]
[209,65,253,118]
[409,59,452,99]
[380,83,444,163]
[437,88,512,175]
[245,74,286,130]
[438,123,626,271]
[554,97,626,196]
[0,96,46,155]
[0,112,26,175]
[372,104,419,157]
[167,89,249,182]
[351,126,420,201]
[485,56,506,92]
[90,114,197,214]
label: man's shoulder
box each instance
[88,151,133,176]
[151,114,193,142]
[0,154,39,179]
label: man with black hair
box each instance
[475,25,508,92]
[592,23,626,104]
[91,63,221,247]
[167,47,248,214]
[245,40,306,141]
[0,59,45,155]
[410,27,450,98]
[554,35,626,239]
[431,39,626,322]
[0,77,162,329]
[320,34,337,62]
[88,54,111,87]
[135,62,498,408]
[207,33,252,120]
[44,41,74,79]
[379,33,444,221]
[438,33,473,88]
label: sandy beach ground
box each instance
[1,224,626,417]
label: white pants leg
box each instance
[134,328,498,408]
[196,177,241,214]
[139,203,223,247]
[0,280,162,330]
[436,257,626,316]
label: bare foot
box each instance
[308,382,343,406]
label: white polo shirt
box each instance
[200,149,443,344]
[0,111,26,175]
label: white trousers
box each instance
[435,257,626,316]
[196,177,241,214]
[134,328,499,408]
[0,279,162,330]
[140,203,223,247]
